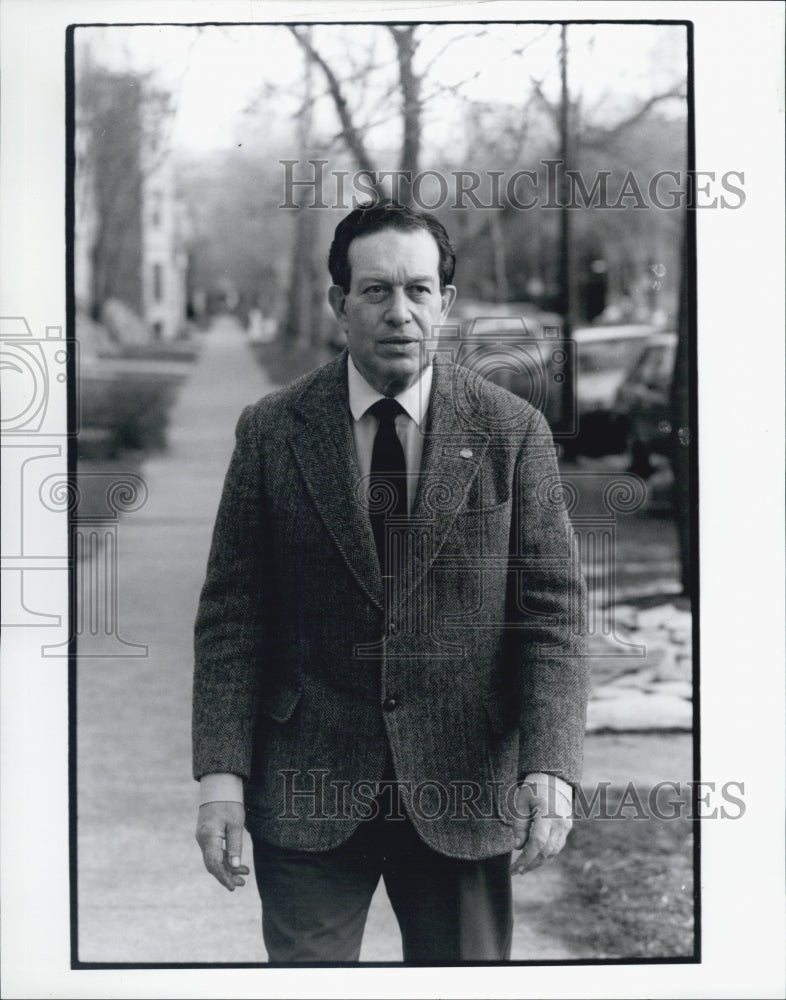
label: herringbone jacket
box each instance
[193,350,588,859]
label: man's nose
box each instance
[384,289,412,325]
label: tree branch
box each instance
[418,27,489,76]
[287,25,379,180]
[581,85,686,147]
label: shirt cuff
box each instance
[199,772,244,806]
[522,771,573,806]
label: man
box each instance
[193,202,588,962]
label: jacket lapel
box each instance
[398,356,490,606]
[287,352,490,613]
[288,351,384,611]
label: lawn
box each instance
[523,784,695,959]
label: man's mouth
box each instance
[379,336,418,345]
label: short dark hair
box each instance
[328,201,456,294]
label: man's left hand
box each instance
[510,773,574,875]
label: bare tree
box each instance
[287,25,381,184]
[287,24,487,195]
[389,25,422,184]
[282,30,326,346]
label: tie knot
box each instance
[369,398,404,423]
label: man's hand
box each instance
[195,801,250,891]
[510,774,574,875]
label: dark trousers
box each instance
[251,761,513,963]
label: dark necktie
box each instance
[368,398,408,572]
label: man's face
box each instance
[328,227,456,396]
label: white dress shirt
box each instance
[346,354,432,515]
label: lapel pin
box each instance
[459,448,473,459]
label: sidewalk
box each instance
[78,317,275,962]
[77,317,690,964]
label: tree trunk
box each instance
[488,211,509,302]
[391,25,421,203]
[283,35,316,344]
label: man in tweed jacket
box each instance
[194,203,588,962]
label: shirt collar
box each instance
[347,354,433,427]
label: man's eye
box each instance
[363,286,386,298]
[409,285,430,297]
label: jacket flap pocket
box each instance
[262,685,302,723]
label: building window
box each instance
[153,264,163,302]
[152,321,163,341]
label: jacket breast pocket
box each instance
[460,468,510,515]
[448,498,513,556]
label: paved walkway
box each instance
[78,317,276,963]
[76,317,689,964]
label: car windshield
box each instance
[632,342,677,385]
[576,339,649,375]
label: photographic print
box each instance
[1,2,783,998]
[71,16,695,964]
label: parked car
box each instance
[439,309,668,457]
[562,324,666,456]
[611,330,678,477]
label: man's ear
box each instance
[440,284,457,318]
[327,285,348,328]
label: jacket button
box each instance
[383,697,398,712]
[388,621,398,635]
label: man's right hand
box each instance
[195,801,250,891]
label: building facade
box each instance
[75,62,189,343]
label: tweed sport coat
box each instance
[193,349,588,860]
